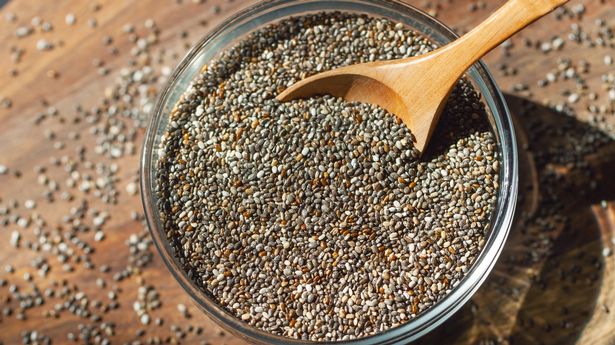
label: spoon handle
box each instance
[440,0,569,72]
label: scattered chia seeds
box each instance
[0,0,613,343]
[156,13,499,341]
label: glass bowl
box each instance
[140,0,518,344]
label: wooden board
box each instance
[0,0,613,344]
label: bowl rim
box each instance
[140,0,519,344]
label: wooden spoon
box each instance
[277,0,569,153]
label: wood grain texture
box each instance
[0,0,613,344]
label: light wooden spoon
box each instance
[277,0,569,153]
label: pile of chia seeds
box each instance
[156,13,499,341]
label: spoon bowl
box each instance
[277,57,457,151]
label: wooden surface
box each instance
[0,0,614,344]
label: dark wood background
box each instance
[0,0,613,344]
